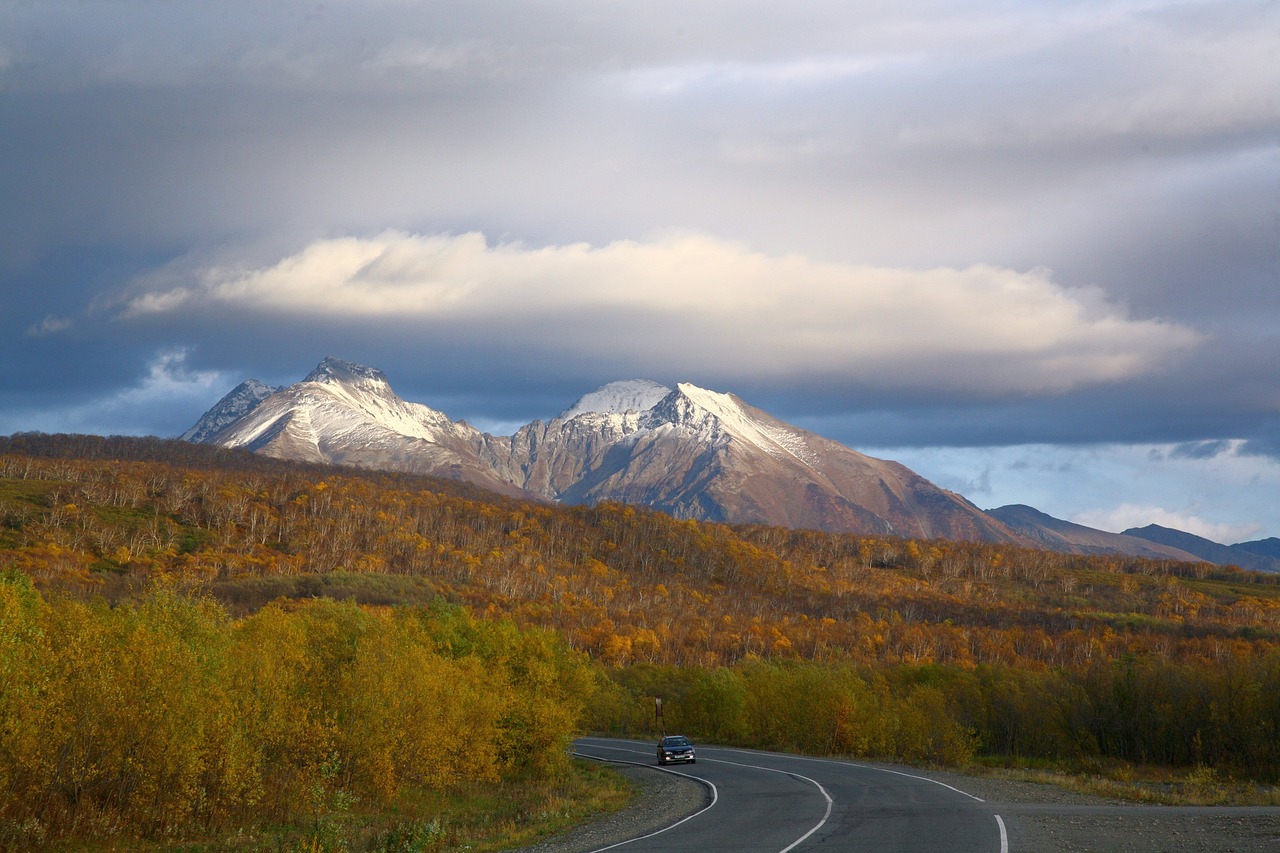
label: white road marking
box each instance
[577,739,1008,853]
[711,745,1010,851]
[572,746,719,852]
[576,739,832,853]
[699,756,833,852]
[710,745,986,801]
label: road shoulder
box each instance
[917,767,1280,853]
[508,761,710,853]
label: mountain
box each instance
[184,359,1031,543]
[558,379,672,420]
[1122,525,1280,572]
[1234,538,1280,560]
[180,379,279,443]
[197,357,526,498]
[502,381,1022,540]
[987,505,1204,561]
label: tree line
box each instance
[590,651,1280,781]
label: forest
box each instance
[3,433,1280,846]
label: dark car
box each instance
[657,734,696,765]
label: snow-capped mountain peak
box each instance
[203,358,475,462]
[182,358,1032,543]
[304,356,391,390]
[646,382,820,467]
[559,379,672,419]
[179,378,280,442]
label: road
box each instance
[574,737,1007,852]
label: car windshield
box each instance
[662,736,691,747]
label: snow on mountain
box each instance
[288,356,460,441]
[179,379,280,443]
[182,358,1031,541]
[560,379,672,419]
[648,383,821,468]
[551,380,1020,541]
[303,357,390,388]
[180,358,1264,557]
[302,356,386,384]
[187,357,532,495]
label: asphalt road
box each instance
[574,737,1007,853]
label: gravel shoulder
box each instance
[507,761,710,853]
[909,767,1280,853]
[510,757,1280,853]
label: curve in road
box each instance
[574,737,1006,853]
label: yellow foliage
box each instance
[0,575,587,845]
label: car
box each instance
[657,734,696,765]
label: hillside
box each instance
[3,433,1276,671]
[7,433,1280,849]
[1236,537,1280,559]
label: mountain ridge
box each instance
[186,357,1030,543]
[183,358,1273,569]
[987,504,1205,561]
[1121,524,1280,573]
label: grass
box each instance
[213,572,444,616]
[1185,575,1280,602]
[970,760,1280,806]
[30,760,633,853]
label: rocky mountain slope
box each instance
[188,358,1029,542]
[180,379,279,443]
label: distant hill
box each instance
[1123,524,1280,573]
[1234,537,1280,560]
[0,431,520,506]
[986,505,1204,561]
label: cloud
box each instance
[2,0,1277,537]
[121,231,1202,396]
[0,348,230,437]
[25,315,72,337]
[1071,503,1262,545]
[617,55,908,97]
[1241,436,1280,461]
[1167,440,1236,461]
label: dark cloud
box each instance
[2,0,1279,532]
[1240,433,1280,462]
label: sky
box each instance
[1,0,1278,543]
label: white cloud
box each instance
[365,39,499,76]
[125,348,226,401]
[1071,503,1262,545]
[873,442,1280,543]
[122,231,1202,396]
